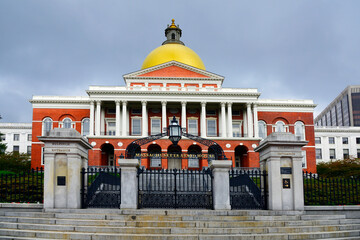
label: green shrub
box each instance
[0,152,31,173]
[317,158,360,178]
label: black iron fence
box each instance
[81,167,121,208]
[138,168,213,209]
[0,168,44,203]
[229,168,267,209]
[304,172,360,205]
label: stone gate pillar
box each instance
[39,128,92,209]
[254,132,307,211]
[210,160,232,210]
[118,158,139,209]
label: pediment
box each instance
[123,61,224,80]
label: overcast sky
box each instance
[0,1,359,123]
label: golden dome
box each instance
[141,19,206,70]
[141,44,206,70]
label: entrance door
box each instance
[168,157,181,169]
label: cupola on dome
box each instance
[141,19,206,70]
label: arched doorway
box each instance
[148,144,162,168]
[167,145,182,169]
[101,143,115,166]
[187,145,202,169]
[234,145,248,168]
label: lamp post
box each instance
[168,116,182,145]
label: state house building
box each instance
[30,20,317,172]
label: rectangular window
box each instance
[232,110,241,116]
[232,121,241,137]
[27,134,32,141]
[131,118,141,135]
[357,138,360,144]
[13,145,19,153]
[316,149,322,159]
[315,137,321,144]
[302,151,307,168]
[207,119,217,137]
[151,118,161,135]
[206,110,216,116]
[343,149,349,159]
[107,108,116,114]
[27,146,31,155]
[329,149,336,160]
[1,134,5,141]
[329,137,335,144]
[107,121,116,135]
[342,137,348,144]
[131,108,141,114]
[188,119,198,135]
[358,149,360,158]
[13,134,20,141]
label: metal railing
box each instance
[0,168,44,203]
[303,172,360,205]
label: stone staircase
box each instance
[0,209,360,239]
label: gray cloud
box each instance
[0,0,359,122]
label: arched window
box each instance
[295,121,305,140]
[274,121,287,132]
[82,118,90,136]
[42,117,53,136]
[59,118,74,129]
[258,120,267,139]
[171,33,175,39]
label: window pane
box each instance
[232,122,241,137]
[151,119,161,135]
[330,149,336,159]
[275,121,285,132]
[27,146,31,154]
[188,119,198,135]
[27,134,32,141]
[13,134,19,141]
[316,149,322,159]
[358,149,360,158]
[63,119,72,128]
[295,122,305,140]
[207,119,216,136]
[342,137,348,144]
[132,118,141,135]
[343,149,349,159]
[329,137,335,144]
[82,119,90,136]
[357,138,360,144]
[44,118,52,135]
[315,137,321,144]
[13,145,19,153]
[258,121,267,139]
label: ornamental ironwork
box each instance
[138,168,213,209]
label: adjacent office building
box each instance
[0,123,32,154]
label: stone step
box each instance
[0,228,359,240]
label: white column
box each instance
[247,103,253,138]
[243,109,248,137]
[95,100,101,136]
[122,101,127,137]
[221,102,226,138]
[253,104,259,138]
[142,100,148,137]
[162,101,167,133]
[227,102,233,138]
[201,101,206,138]
[115,100,121,137]
[181,101,187,129]
[89,101,94,136]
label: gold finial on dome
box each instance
[170,19,176,28]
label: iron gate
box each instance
[230,168,267,209]
[81,167,121,208]
[138,168,213,209]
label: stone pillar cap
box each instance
[210,160,232,169]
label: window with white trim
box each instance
[207,119,217,137]
[107,121,116,136]
[27,134,32,141]
[315,137,321,144]
[13,145,19,153]
[329,137,335,144]
[60,118,75,129]
[27,146,31,155]
[131,118,141,135]
[343,149,349,159]
[42,117,53,136]
[151,118,161,135]
[329,149,336,160]
[13,134,20,141]
[232,121,242,137]
[258,120,267,139]
[316,149,322,159]
[273,121,288,132]
[188,119,198,136]
[302,151,307,168]
[82,118,90,136]
[295,121,305,140]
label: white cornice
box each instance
[0,123,32,129]
[315,126,360,133]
